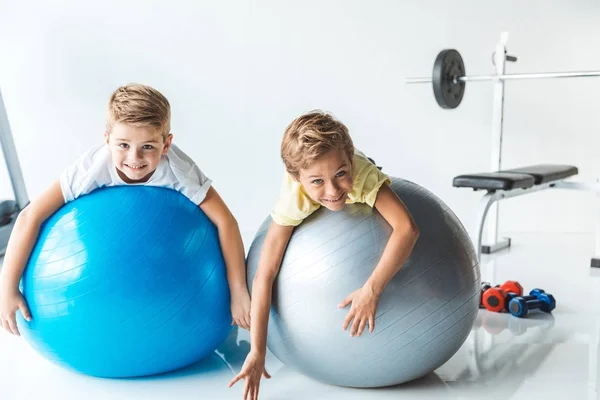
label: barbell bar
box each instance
[405,48,600,109]
[406,70,600,83]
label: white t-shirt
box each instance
[60,143,212,205]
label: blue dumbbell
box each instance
[506,288,545,303]
[508,289,556,318]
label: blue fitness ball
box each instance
[16,186,232,378]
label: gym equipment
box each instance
[481,287,507,312]
[405,32,600,266]
[0,88,29,255]
[16,186,232,378]
[246,177,480,388]
[406,50,600,110]
[454,165,583,261]
[480,281,523,312]
[498,281,523,296]
[432,49,466,109]
[519,288,548,301]
[508,291,556,318]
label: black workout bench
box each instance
[452,164,600,267]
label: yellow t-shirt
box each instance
[270,150,390,226]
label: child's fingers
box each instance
[342,311,354,331]
[242,381,248,400]
[350,316,361,336]
[239,317,250,330]
[1,318,11,334]
[7,315,20,336]
[369,315,375,333]
[357,318,368,336]
[18,300,32,321]
[243,380,252,400]
[337,294,353,309]
[263,368,271,379]
[228,372,243,388]
[256,384,261,400]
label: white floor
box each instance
[1,232,599,400]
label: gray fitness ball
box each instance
[246,177,480,388]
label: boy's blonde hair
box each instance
[281,110,354,177]
[106,84,171,139]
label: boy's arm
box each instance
[1,180,65,290]
[365,184,419,295]
[0,180,65,335]
[249,221,294,355]
[339,184,419,336]
[229,220,293,397]
[199,186,251,330]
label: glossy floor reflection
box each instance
[1,232,598,399]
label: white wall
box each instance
[1,0,600,240]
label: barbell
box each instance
[405,49,600,109]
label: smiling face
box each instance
[296,149,354,211]
[105,122,172,183]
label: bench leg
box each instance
[475,192,511,260]
[482,238,512,256]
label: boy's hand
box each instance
[0,287,31,336]
[231,287,251,330]
[338,285,380,337]
[229,351,271,400]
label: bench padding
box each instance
[453,164,578,191]
[453,172,535,191]
[500,164,578,184]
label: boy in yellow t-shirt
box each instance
[230,110,420,399]
[271,147,391,226]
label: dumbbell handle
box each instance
[508,290,550,304]
[512,294,537,302]
[522,299,545,307]
[509,289,548,301]
[505,291,529,302]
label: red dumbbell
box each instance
[480,281,517,308]
[481,280,523,312]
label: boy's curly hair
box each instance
[281,110,354,177]
[106,84,171,139]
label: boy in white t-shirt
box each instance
[0,84,251,335]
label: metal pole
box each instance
[486,33,508,253]
[405,70,600,84]
[0,88,29,210]
[596,179,600,267]
[466,71,600,81]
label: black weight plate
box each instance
[432,49,465,109]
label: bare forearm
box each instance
[248,222,293,356]
[217,216,248,293]
[0,212,40,291]
[365,227,419,295]
[1,180,64,293]
[249,275,274,356]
